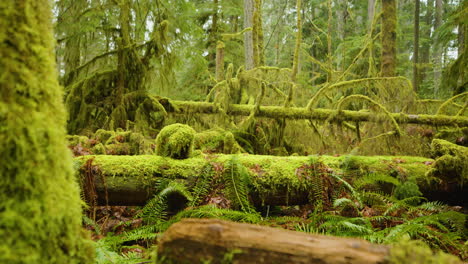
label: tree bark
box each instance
[413,0,420,92]
[381,0,397,77]
[244,0,255,70]
[215,42,225,82]
[433,0,443,96]
[420,0,434,85]
[0,0,93,262]
[158,218,391,264]
[368,0,375,29]
[253,0,264,66]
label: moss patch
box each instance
[156,123,196,159]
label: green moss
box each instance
[394,181,422,200]
[381,0,397,77]
[66,135,90,147]
[427,139,468,182]
[0,0,94,262]
[389,239,462,264]
[434,128,468,146]
[95,129,115,143]
[92,143,106,155]
[156,124,196,159]
[194,129,242,154]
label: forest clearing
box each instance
[1,0,467,263]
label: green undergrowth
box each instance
[82,154,466,262]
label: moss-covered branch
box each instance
[170,100,468,127]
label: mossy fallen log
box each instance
[423,140,468,203]
[169,100,468,127]
[74,154,461,206]
[156,218,462,264]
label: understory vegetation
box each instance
[58,0,466,262]
[1,0,467,263]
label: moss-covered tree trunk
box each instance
[381,0,397,77]
[0,1,93,263]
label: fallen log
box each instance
[168,100,468,127]
[75,154,457,206]
[157,218,462,264]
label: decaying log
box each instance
[168,100,468,127]
[75,154,453,206]
[157,218,462,264]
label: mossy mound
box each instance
[427,139,468,182]
[389,239,462,264]
[67,129,156,156]
[193,129,243,154]
[435,128,468,146]
[156,123,196,159]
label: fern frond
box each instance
[222,156,255,213]
[190,164,214,207]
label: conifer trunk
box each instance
[433,0,443,96]
[0,1,93,262]
[381,0,397,77]
[368,0,375,28]
[244,0,255,70]
[420,0,434,85]
[413,0,420,92]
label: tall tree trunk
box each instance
[420,0,434,86]
[215,41,225,82]
[0,1,93,263]
[368,0,375,30]
[381,0,397,77]
[116,0,132,108]
[327,0,333,81]
[337,0,347,71]
[253,0,264,67]
[413,0,420,92]
[208,0,219,72]
[244,0,255,70]
[61,0,87,86]
[433,0,443,96]
[291,0,302,83]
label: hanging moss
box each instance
[0,1,94,263]
[156,124,196,159]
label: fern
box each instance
[164,205,261,230]
[190,164,215,207]
[353,172,401,191]
[137,179,193,224]
[222,156,255,213]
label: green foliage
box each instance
[222,156,255,213]
[138,179,193,225]
[394,181,423,200]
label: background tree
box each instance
[0,0,94,263]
